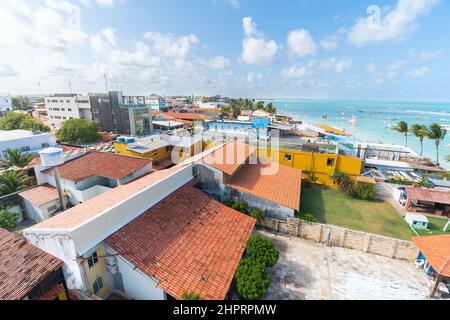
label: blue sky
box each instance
[1,0,450,101]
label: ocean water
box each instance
[269,100,450,169]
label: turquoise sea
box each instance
[269,100,450,169]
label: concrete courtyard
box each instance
[258,230,432,300]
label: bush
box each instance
[245,236,279,268]
[352,181,376,200]
[234,259,271,300]
[331,171,349,185]
[250,208,265,221]
[181,291,203,300]
[296,212,318,223]
[0,207,19,231]
[223,199,248,214]
[303,167,319,185]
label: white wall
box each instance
[45,95,92,129]
[115,255,165,300]
[0,132,56,156]
[0,95,12,112]
[118,162,153,185]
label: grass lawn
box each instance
[300,186,416,241]
[415,216,450,237]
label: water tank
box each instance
[39,147,64,167]
[125,137,136,143]
[116,136,126,143]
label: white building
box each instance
[45,94,92,129]
[0,130,56,157]
[0,94,12,114]
[145,94,168,111]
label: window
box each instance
[47,205,58,213]
[68,108,72,112]
[92,276,103,294]
[61,108,65,111]
[41,143,49,148]
[166,146,171,152]
[20,146,30,152]
[87,251,99,268]
[63,117,67,120]
[284,154,292,162]
[327,158,335,166]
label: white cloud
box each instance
[80,0,124,8]
[247,72,263,83]
[143,32,198,58]
[281,65,310,79]
[408,48,443,61]
[241,17,278,66]
[367,63,377,74]
[101,27,117,46]
[348,0,440,47]
[287,29,317,58]
[407,66,429,78]
[389,60,407,71]
[320,35,338,51]
[227,0,240,9]
[318,57,352,73]
[204,56,231,69]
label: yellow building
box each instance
[82,246,112,299]
[258,148,363,187]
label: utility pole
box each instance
[52,166,67,212]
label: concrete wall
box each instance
[115,255,165,300]
[193,164,225,199]
[22,198,68,222]
[259,217,418,261]
[224,185,295,220]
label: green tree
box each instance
[12,96,32,111]
[0,112,50,132]
[245,236,279,268]
[0,207,19,231]
[410,124,428,157]
[56,119,100,143]
[1,148,34,168]
[181,291,203,300]
[250,208,265,222]
[265,102,277,115]
[392,121,409,147]
[426,124,447,165]
[0,170,31,196]
[234,259,271,300]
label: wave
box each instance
[405,110,450,117]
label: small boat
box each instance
[349,115,357,125]
[323,114,329,120]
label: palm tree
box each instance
[1,148,34,168]
[0,170,31,196]
[410,124,428,157]
[392,121,409,147]
[426,123,447,165]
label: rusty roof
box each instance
[202,140,256,176]
[0,228,63,300]
[106,184,256,300]
[406,187,450,205]
[412,235,450,277]
[226,162,302,210]
[44,151,151,182]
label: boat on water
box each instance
[349,115,357,125]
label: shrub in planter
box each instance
[0,207,18,231]
[331,171,349,185]
[245,236,279,268]
[232,200,248,214]
[250,208,265,221]
[234,258,271,300]
[296,212,318,223]
[353,181,376,200]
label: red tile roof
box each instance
[227,162,302,210]
[165,112,210,120]
[106,185,256,300]
[406,187,450,205]
[412,235,450,277]
[0,228,63,300]
[203,140,256,176]
[19,184,62,207]
[44,151,151,182]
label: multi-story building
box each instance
[145,94,168,111]
[45,94,92,129]
[0,94,12,115]
[90,92,153,136]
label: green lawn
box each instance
[300,186,416,240]
[415,216,450,237]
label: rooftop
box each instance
[412,235,450,277]
[19,184,62,207]
[106,184,256,300]
[202,140,256,175]
[0,228,63,300]
[44,151,151,182]
[0,129,53,142]
[406,187,450,205]
[226,162,302,210]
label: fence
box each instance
[259,217,419,262]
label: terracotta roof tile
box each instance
[0,228,63,300]
[406,187,450,205]
[203,140,256,176]
[19,184,62,207]
[44,152,151,182]
[227,162,302,210]
[106,185,256,300]
[412,235,450,277]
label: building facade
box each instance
[0,94,12,115]
[45,94,92,129]
[90,92,153,136]
[0,130,56,157]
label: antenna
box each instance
[68,81,73,94]
[104,73,109,93]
